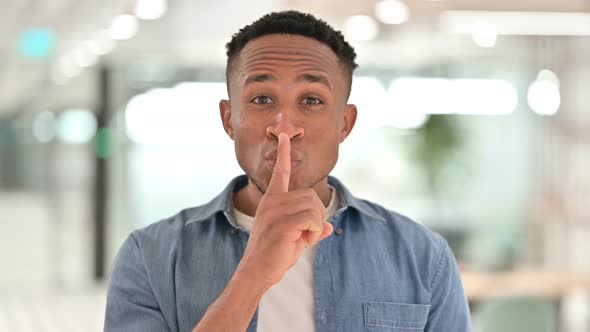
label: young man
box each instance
[105,11,471,332]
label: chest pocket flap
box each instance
[364,302,430,331]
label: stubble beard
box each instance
[248,171,328,195]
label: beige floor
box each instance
[0,287,106,332]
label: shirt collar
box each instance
[184,175,247,228]
[327,176,386,222]
[184,174,385,227]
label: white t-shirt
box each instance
[233,186,339,332]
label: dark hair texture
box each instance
[225,11,358,94]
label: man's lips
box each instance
[265,159,301,170]
[264,150,302,161]
[264,150,302,171]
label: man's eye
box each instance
[302,97,322,105]
[251,96,273,105]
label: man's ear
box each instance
[340,104,357,142]
[219,99,234,140]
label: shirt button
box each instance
[229,228,237,235]
[335,228,344,235]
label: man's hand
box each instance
[236,132,334,288]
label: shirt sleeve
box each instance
[104,233,172,332]
[425,240,472,331]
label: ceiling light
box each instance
[528,71,561,116]
[344,15,379,41]
[471,21,497,48]
[135,0,167,20]
[73,42,98,67]
[58,55,81,78]
[537,69,559,85]
[56,109,98,144]
[32,111,56,143]
[110,15,139,40]
[88,29,115,55]
[375,0,410,25]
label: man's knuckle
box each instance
[303,193,315,206]
[314,209,322,221]
[305,210,317,221]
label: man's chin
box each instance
[248,174,301,194]
[249,171,328,194]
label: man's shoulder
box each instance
[132,176,244,243]
[131,203,218,246]
[351,198,448,253]
[329,176,448,254]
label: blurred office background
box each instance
[1,0,589,331]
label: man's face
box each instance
[220,34,357,193]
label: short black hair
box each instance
[225,11,358,94]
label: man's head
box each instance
[220,11,358,196]
[225,11,358,97]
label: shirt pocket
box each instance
[363,302,430,331]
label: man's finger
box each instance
[308,222,323,233]
[319,221,334,240]
[266,132,291,194]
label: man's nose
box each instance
[265,110,304,141]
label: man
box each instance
[105,11,471,332]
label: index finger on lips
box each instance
[266,132,291,194]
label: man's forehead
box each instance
[230,34,344,83]
[243,72,333,90]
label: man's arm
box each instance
[425,240,472,331]
[104,234,171,332]
[105,233,270,332]
[191,266,269,332]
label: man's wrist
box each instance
[192,266,270,332]
[231,266,272,296]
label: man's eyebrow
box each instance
[244,74,276,86]
[297,74,331,90]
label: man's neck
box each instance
[233,177,332,217]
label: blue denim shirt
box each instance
[105,175,471,331]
